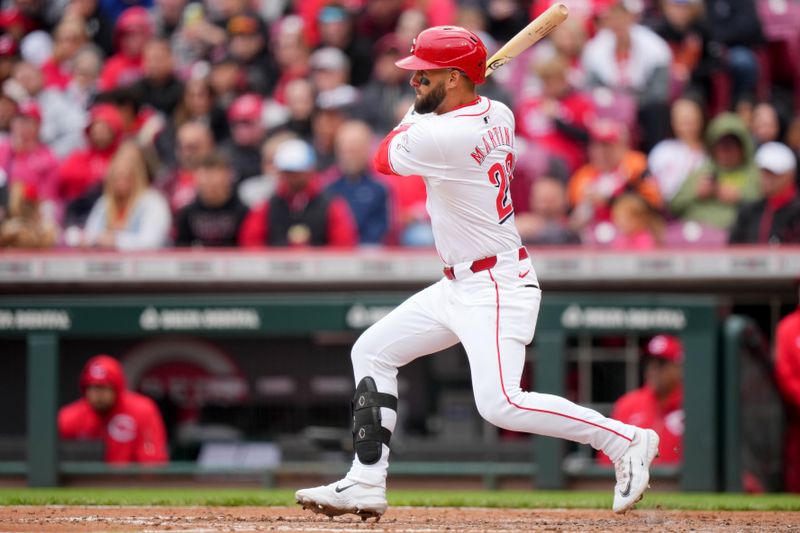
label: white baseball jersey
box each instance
[385,97,522,265]
[342,93,639,492]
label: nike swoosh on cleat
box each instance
[335,483,358,493]
[619,458,633,497]
[518,270,530,278]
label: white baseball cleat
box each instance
[612,428,660,514]
[295,478,388,521]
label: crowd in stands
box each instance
[0,0,799,250]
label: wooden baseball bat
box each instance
[484,3,569,77]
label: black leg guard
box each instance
[352,377,397,465]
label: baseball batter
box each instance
[296,26,659,520]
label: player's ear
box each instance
[447,69,461,88]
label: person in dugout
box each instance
[598,334,684,465]
[776,289,800,492]
[58,354,168,464]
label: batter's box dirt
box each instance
[0,505,797,532]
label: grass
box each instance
[0,488,798,511]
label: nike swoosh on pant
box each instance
[518,270,530,278]
[335,483,357,493]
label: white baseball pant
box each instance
[346,247,637,487]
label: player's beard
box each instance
[414,82,446,114]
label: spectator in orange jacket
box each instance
[775,300,800,492]
[568,119,661,233]
[598,334,684,465]
[58,354,168,465]
[239,138,358,247]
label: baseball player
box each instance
[296,26,659,520]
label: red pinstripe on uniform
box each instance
[487,269,633,442]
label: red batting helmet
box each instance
[395,26,488,85]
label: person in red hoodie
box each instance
[59,104,125,203]
[239,138,357,247]
[59,103,125,228]
[598,334,684,465]
[58,354,168,465]
[98,7,153,91]
[775,296,800,492]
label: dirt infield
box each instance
[0,505,798,532]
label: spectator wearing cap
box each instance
[59,103,125,227]
[222,93,265,184]
[237,131,297,209]
[729,142,800,244]
[98,6,153,91]
[356,33,413,136]
[325,120,389,245]
[775,289,800,492]
[174,150,248,247]
[82,140,171,250]
[581,0,672,151]
[41,15,89,91]
[0,101,60,220]
[239,138,357,247]
[515,54,594,174]
[128,38,184,116]
[598,335,684,465]
[671,112,760,230]
[316,4,374,87]
[226,12,278,95]
[568,119,661,233]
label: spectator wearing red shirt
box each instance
[599,334,684,465]
[515,54,594,173]
[59,103,125,204]
[98,7,153,91]
[775,299,800,492]
[58,354,168,465]
[0,101,60,220]
[239,138,357,247]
